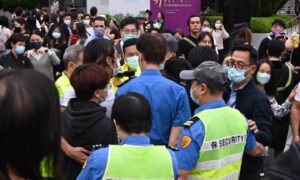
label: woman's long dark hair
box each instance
[47,24,67,48]
[198,31,216,49]
[0,70,62,180]
[255,58,277,96]
[76,22,88,40]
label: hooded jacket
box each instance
[61,98,118,180]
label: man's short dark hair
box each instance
[82,14,90,19]
[0,16,9,28]
[119,16,138,30]
[15,7,23,17]
[137,33,166,65]
[10,33,26,44]
[272,19,286,29]
[90,6,98,16]
[112,92,152,134]
[63,13,71,19]
[165,57,191,82]
[123,38,138,53]
[93,16,106,24]
[188,46,218,68]
[231,44,258,65]
[187,14,200,27]
[267,39,285,58]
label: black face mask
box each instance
[14,27,21,33]
[30,41,42,50]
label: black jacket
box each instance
[271,60,296,154]
[61,99,118,180]
[268,142,300,180]
[59,22,71,43]
[258,37,271,59]
[0,52,33,69]
[223,80,272,177]
[176,35,198,59]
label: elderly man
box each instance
[55,44,84,98]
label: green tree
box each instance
[254,0,289,17]
[3,0,39,11]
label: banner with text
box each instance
[150,0,201,36]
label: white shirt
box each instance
[295,82,300,102]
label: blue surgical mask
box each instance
[223,64,230,74]
[256,72,271,85]
[52,32,61,39]
[127,56,139,70]
[190,88,200,105]
[227,67,246,83]
[94,27,105,38]
[16,45,25,55]
[123,34,138,42]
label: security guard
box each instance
[111,38,141,92]
[177,61,265,179]
[77,93,178,179]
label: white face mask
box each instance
[83,19,90,26]
[202,27,211,32]
[64,19,71,25]
[215,23,222,29]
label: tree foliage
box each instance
[253,0,289,17]
[2,0,39,11]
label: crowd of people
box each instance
[1,5,300,180]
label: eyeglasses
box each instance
[94,25,105,28]
[228,58,251,70]
[122,29,138,35]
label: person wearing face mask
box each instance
[255,59,297,119]
[114,16,139,64]
[258,19,286,59]
[0,33,33,69]
[177,61,264,180]
[116,34,191,148]
[111,38,141,93]
[222,53,231,73]
[61,64,118,180]
[201,17,212,33]
[77,92,178,179]
[84,17,110,46]
[59,14,72,45]
[160,33,178,71]
[26,30,60,81]
[48,25,68,76]
[81,14,93,36]
[59,39,119,173]
[223,44,272,180]
[266,40,297,157]
[212,19,229,61]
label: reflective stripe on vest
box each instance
[103,145,174,180]
[189,107,248,180]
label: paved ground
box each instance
[252,33,270,50]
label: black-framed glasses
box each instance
[229,58,251,70]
